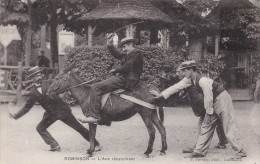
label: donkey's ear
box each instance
[64,63,76,73]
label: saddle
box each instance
[101,83,158,110]
[98,83,159,126]
[101,89,125,109]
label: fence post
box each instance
[16,62,22,104]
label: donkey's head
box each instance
[47,70,73,98]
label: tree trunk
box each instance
[88,24,93,47]
[215,35,220,56]
[25,0,32,67]
[50,13,58,67]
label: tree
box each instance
[1,0,98,67]
[0,0,32,66]
[30,0,98,67]
[182,0,218,16]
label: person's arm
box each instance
[107,45,125,60]
[199,77,214,115]
[254,78,260,103]
[160,77,192,99]
[11,92,36,119]
[114,52,143,74]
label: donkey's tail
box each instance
[159,106,164,124]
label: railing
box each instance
[0,62,58,104]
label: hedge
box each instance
[65,45,186,89]
[63,45,225,105]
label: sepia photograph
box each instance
[0,0,259,164]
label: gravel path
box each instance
[0,101,259,164]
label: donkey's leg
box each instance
[140,112,155,157]
[152,112,167,155]
[87,123,97,157]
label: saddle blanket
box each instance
[101,89,158,110]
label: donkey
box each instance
[47,70,167,157]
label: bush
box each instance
[65,45,185,90]
[63,45,225,105]
[198,53,226,81]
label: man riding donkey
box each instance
[80,34,144,124]
[9,66,101,152]
[150,60,246,160]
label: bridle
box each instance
[51,71,96,95]
[56,79,96,94]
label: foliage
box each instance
[1,0,99,66]
[65,45,185,90]
[218,7,259,50]
[63,45,226,105]
[197,53,226,81]
[65,45,226,88]
[30,0,98,31]
[248,52,260,94]
[182,0,218,16]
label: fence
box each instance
[0,62,58,104]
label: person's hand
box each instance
[77,117,85,123]
[107,33,114,45]
[149,90,163,99]
[9,113,17,120]
[203,114,212,125]
[109,69,116,74]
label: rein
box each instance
[56,78,96,94]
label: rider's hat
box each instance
[118,37,138,47]
[28,66,44,78]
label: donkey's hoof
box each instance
[143,154,150,158]
[87,153,93,157]
[87,150,93,157]
[95,145,102,152]
[86,151,93,157]
[160,151,166,156]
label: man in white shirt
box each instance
[150,61,246,159]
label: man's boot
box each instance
[182,147,195,153]
[215,143,227,149]
[184,152,205,158]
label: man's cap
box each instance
[180,60,197,70]
[28,66,44,77]
[118,37,138,47]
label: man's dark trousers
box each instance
[85,45,144,120]
[37,111,99,147]
[85,76,126,120]
[13,80,100,148]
